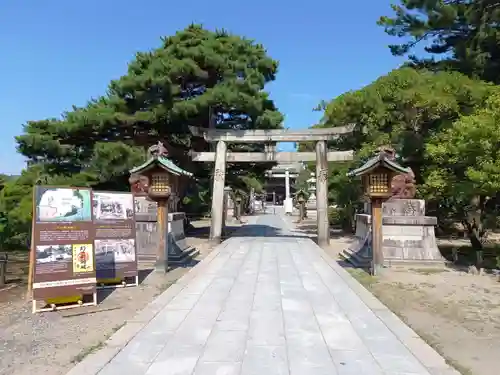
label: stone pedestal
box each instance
[306,192,316,210]
[382,200,443,265]
[343,214,372,267]
[342,199,444,267]
[167,212,199,265]
[134,197,199,266]
[284,198,293,215]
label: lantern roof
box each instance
[129,141,193,177]
[347,150,410,177]
[295,188,307,196]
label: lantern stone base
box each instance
[167,212,199,265]
[135,202,199,267]
[341,214,372,268]
[342,200,446,267]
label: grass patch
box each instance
[346,268,378,288]
[70,322,126,364]
[70,341,105,363]
[157,280,174,292]
[411,329,473,375]
[409,268,448,275]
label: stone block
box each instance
[329,349,384,375]
[201,330,247,362]
[383,216,437,226]
[382,199,425,216]
[248,310,285,346]
[194,362,241,375]
[241,346,288,375]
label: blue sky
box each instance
[0,0,406,175]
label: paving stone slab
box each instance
[65,212,460,375]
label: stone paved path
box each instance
[68,212,458,375]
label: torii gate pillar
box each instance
[210,140,227,244]
[316,140,329,247]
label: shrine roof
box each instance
[347,152,410,177]
[130,156,193,177]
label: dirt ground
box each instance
[0,218,245,375]
[322,235,500,375]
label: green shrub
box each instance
[328,207,342,227]
[328,206,355,233]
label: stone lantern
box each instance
[347,147,411,275]
[222,186,232,229]
[295,189,307,223]
[306,172,316,209]
[129,142,193,273]
[233,190,243,221]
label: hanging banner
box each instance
[32,186,97,299]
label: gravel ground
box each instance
[0,218,249,375]
[0,267,187,375]
[345,267,500,375]
[286,214,500,375]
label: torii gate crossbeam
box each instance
[189,126,355,247]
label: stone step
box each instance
[168,246,200,266]
[341,248,371,268]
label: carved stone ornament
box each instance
[129,174,150,195]
[317,169,328,182]
[390,168,416,199]
[377,145,396,160]
[148,141,169,158]
[214,168,224,181]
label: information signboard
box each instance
[32,186,97,300]
[92,191,138,280]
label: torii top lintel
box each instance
[188,124,355,143]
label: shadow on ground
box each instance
[230,224,312,239]
[187,224,241,240]
[294,223,353,240]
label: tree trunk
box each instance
[463,195,484,253]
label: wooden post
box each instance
[156,199,169,272]
[0,253,7,287]
[316,140,329,247]
[26,191,36,300]
[210,140,227,244]
[371,198,384,275]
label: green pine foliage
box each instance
[1,25,283,250]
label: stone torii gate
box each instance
[189,125,354,246]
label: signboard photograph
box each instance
[95,239,136,264]
[72,244,94,273]
[36,244,72,265]
[31,186,97,306]
[36,187,92,222]
[93,192,134,221]
[93,191,138,282]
